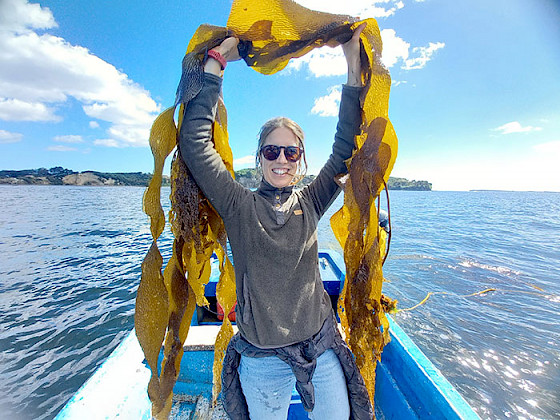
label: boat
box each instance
[56,250,480,419]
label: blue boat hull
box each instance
[56,250,480,419]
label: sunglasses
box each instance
[260,145,303,162]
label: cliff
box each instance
[0,167,169,186]
[0,167,431,191]
[387,177,432,191]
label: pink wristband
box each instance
[207,50,227,70]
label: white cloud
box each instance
[311,86,341,117]
[94,139,121,148]
[286,22,443,76]
[0,0,56,33]
[380,29,409,68]
[493,121,543,135]
[287,26,413,76]
[287,48,347,77]
[0,97,60,121]
[233,155,256,169]
[0,129,23,143]
[47,145,77,152]
[54,135,84,143]
[0,0,160,147]
[533,141,560,156]
[89,121,100,129]
[293,0,404,18]
[403,42,445,70]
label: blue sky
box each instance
[1,0,559,191]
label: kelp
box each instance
[332,117,397,402]
[134,0,397,418]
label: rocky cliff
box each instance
[1,167,431,191]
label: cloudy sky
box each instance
[1,0,559,191]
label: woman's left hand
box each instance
[342,22,366,87]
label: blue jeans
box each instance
[238,349,350,419]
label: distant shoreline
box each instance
[0,167,432,191]
[469,189,560,193]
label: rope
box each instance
[397,287,555,313]
[381,179,391,267]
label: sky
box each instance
[1,0,559,191]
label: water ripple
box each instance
[0,187,559,419]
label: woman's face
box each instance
[261,127,300,189]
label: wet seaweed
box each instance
[134,0,398,417]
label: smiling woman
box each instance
[136,0,401,415]
[172,20,371,416]
[256,118,307,188]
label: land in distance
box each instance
[0,167,432,191]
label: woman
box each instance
[179,24,372,420]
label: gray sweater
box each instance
[179,73,362,348]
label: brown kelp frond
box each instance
[331,37,398,400]
[211,244,236,402]
[134,242,169,417]
[143,107,177,240]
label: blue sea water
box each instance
[0,185,559,419]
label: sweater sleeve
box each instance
[302,84,363,216]
[178,73,247,219]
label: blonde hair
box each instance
[255,117,308,184]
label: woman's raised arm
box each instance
[204,37,242,76]
[178,38,246,220]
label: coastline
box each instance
[0,167,432,191]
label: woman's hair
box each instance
[255,117,308,184]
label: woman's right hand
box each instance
[342,23,366,87]
[214,37,241,62]
[204,37,241,75]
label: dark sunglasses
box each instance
[260,145,303,162]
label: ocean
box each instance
[0,185,558,419]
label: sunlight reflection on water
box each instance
[0,187,559,419]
